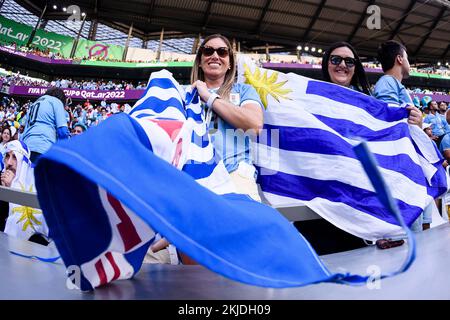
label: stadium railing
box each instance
[0,185,321,222]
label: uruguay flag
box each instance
[35,70,415,291]
[129,70,235,194]
[238,57,448,241]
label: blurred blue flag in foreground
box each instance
[34,69,428,291]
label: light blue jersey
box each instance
[375,75,434,229]
[22,95,68,154]
[424,113,450,137]
[208,83,263,174]
[374,75,412,105]
[439,134,450,153]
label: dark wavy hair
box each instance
[377,40,407,72]
[45,87,67,105]
[322,42,371,95]
[1,126,12,144]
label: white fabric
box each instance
[2,140,48,240]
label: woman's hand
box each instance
[151,238,169,253]
[191,80,211,103]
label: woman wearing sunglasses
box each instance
[321,41,372,95]
[148,34,264,264]
[191,34,264,201]
[294,42,373,255]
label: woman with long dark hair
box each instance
[0,126,13,176]
[0,126,12,147]
[294,42,373,255]
[321,41,372,95]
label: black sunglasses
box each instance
[329,55,356,68]
[200,46,229,58]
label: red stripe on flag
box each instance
[150,119,183,141]
[105,252,121,281]
[107,193,142,251]
[95,259,107,286]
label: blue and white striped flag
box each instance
[238,57,448,241]
[129,70,235,194]
[34,69,419,291]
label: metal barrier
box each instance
[0,185,40,208]
[0,185,321,221]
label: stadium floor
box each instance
[0,224,449,299]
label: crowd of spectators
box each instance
[1,41,190,64]
[408,87,450,96]
[12,74,448,98]
[1,60,448,103]
[256,54,450,77]
[1,41,66,60]
[65,99,132,131]
[50,78,147,90]
[0,73,146,91]
[0,73,48,87]
[0,95,132,138]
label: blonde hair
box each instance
[190,34,236,101]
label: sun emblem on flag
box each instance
[11,184,42,232]
[243,63,292,109]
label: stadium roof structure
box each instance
[10,0,450,62]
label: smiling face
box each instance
[327,46,355,88]
[199,37,231,83]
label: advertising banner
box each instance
[263,62,385,73]
[79,60,193,68]
[33,28,73,57]
[0,15,33,47]
[410,72,429,78]
[74,39,124,61]
[126,47,157,62]
[9,85,145,101]
[9,85,449,103]
[263,62,322,69]
[0,15,74,57]
[0,45,27,57]
[24,54,73,64]
[411,93,450,103]
[0,45,72,64]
